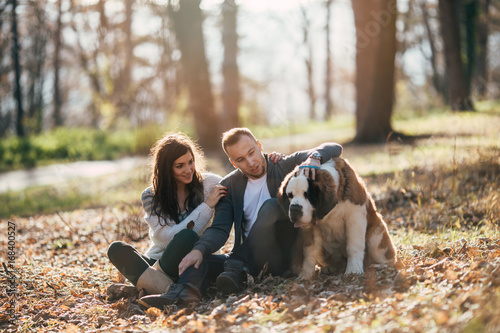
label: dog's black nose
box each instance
[289,204,303,220]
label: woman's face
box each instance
[172,151,195,187]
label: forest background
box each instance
[0,0,500,332]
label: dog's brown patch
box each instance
[334,157,366,205]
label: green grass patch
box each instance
[1,185,95,218]
[0,124,193,172]
[0,165,148,218]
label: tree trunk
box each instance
[463,0,478,94]
[53,0,63,127]
[420,0,446,100]
[300,5,316,120]
[438,0,474,111]
[475,0,490,98]
[115,0,133,117]
[11,0,24,137]
[221,0,240,131]
[168,0,219,151]
[25,0,47,135]
[352,0,397,143]
[325,0,333,120]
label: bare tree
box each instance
[11,0,24,137]
[463,0,478,95]
[151,4,181,117]
[475,0,491,97]
[300,4,316,121]
[221,0,240,131]
[168,0,219,151]
[420,0,446,100]
[325,0,333,120]
[438,0,474,111]
[53,0,64,127]
[0,1,12,136]
[352,0,397,143]
[25,0,49,134]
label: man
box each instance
[140,128,342,308]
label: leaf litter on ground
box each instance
[1,113,500,332]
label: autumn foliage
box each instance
[1,111,499,332]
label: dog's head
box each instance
[278,167,338,228]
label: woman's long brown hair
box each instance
[149,132,204,224]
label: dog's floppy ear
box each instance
[278,172,293,212]
[309,169,338,219]
[338,158,366,205]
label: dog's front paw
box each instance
[298,270,314,280]
[345,262,364,275]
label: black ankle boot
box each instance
[139,283,201,310]
[216,260,248,295]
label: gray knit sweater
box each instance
[141,172,222,259]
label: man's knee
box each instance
[258,198,284,218]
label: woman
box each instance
[107,132,226,295]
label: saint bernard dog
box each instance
[278,157,397,279]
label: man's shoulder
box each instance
[220,168,244,185]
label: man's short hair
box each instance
[221,127,258,154]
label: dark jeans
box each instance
[230,198,299,276]
[180,198,299,294]
[107,229,199,285]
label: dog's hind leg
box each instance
[366,223,397,264]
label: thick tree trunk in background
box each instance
[53,0,63,127]
[11,0,24,137]
[438,0,474,111]
[352,0,397,143]
[475,0,490,98]
[221,0,240,131]
[300,5,316,120]
[169,0,219,151]
[324,0,333,120]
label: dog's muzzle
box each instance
[289,204,303,224]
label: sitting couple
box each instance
[107,128,343,308]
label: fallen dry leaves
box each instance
[1,157,499,332]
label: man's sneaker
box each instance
[215,260,248,295]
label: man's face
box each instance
[226,135,267,180]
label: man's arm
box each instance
[191,187,234,256]
[311,142,343,162]
[302,142,342,178]
[277,142,342,179]
[178,176,236,273]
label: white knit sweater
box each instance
[141,172,222,259]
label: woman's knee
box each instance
[107,241,128,260]
[172,229,199,247]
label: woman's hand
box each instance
[269,151,284,163]
[205,184,227,208]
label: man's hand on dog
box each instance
[296,157,321,180]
